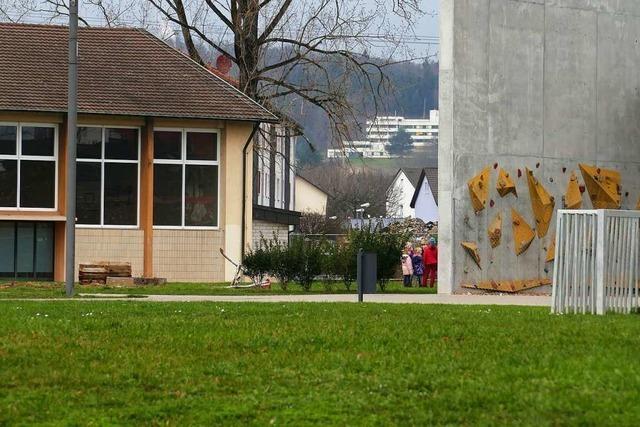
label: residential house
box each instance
[386,168,424,218]
[0,23,277,282]
[409,168,438,223]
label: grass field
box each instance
[0,281,437,299]
[1,301,640,425]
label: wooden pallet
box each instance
[79,262,132,284]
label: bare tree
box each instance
[3,0,430,149]
[302,163,400,219]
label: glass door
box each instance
[0,221,54,280]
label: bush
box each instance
[268,238,296,291]
[243,245,273,287]
[347,225,409,291]
[244,226,408,292]
[289,238,325,291]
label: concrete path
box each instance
[76,293,551,307]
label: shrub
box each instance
[268,238,296,291]
[243,245,273,287]
[347,225,409,291]
[289,237,324,291]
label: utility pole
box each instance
[65,0,78,297]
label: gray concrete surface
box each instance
[439,0,640,294]
[70,293,552,306]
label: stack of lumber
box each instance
[79,262,132,284]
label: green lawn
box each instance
[1,302,639,425]
[0,280,437,299]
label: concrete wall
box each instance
[440,0,640,294]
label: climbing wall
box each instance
[439,0,640,294]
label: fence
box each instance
[551,210,640,315]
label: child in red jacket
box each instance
[422,237,438,288]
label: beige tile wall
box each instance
[75,228,144,279]
[153,229,225,282]
[252,220,289,249]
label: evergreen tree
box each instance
[387,128,413,157]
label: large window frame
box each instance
[153,127,221,230]
[0,122,58,211]
[76,125,141,229]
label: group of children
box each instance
[401,237,438,288]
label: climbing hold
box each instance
[467,166,491,214]
[518,169,522,178]
[578,164,621,209]
[562,167,567,173]
[461,241,482,269]
[564,171,582,209]
[488,213,502,248]
[546,236,556,263]
[625,192,630,198]
[526,168,555,238]
[496,168,517,198]
[490,199,495,208]
[536,162,540,169]
[493,162,498,169]
[511,208,535,256]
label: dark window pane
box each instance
[76,162,101,225]
[185,165,217,227]
[35,222,54,278]
[186,132,217,161]
[77,127,102,159]
[104,163,137,225]
[20,160,55,208]
[0,125,16,155]
[0,160,17,207]
[0,222,15,277]
[22,126,55,156]
[154,131,182,160]
[105,128,138,160]
[153,164,182,226]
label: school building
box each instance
[0,23,278,282]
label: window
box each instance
[153,129,219,228]
[76,126,139,226]
[0,123,57,210]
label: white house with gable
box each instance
[386,168,424,218]
[409,168,438,223]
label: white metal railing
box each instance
[551,210,640,315]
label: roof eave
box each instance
[0,107,279,123]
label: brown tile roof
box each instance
[0,23,276,122]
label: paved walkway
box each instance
[76,293,551,307]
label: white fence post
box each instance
[595,210,606,315]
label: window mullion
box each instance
[101,128,106,226]
[16,124,21,208]
[182,131,187,227]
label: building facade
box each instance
[0,23,276,282]
[294,176,329,215]
[409,168,438,223]
[252,123,300,248]
[327,111,439,159]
